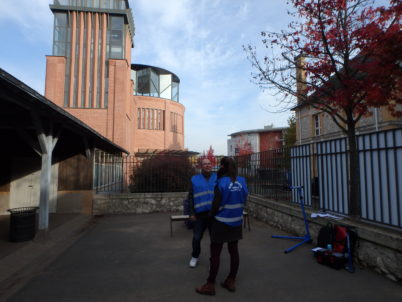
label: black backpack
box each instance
[317,223,334,248]
[315,223,359,271]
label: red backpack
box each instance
[333,224,348,253]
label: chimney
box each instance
[295,54,306,104]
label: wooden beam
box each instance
[82,136,92,159]
[15,127,41,156]
[31,111,49,154]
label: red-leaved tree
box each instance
[245,0,401,217]
[235,135,253,156]
[235,135,254,169]
[200,145,217,168]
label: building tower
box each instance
[45,0,186,155]
[45,0,135,152]
[131,64,185,154]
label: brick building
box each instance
[227,126,286,156]
[292,56,402,145]
[45,0,185,155]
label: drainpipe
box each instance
[298,111,302,144]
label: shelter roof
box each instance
[0,68,128,156]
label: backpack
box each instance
[317,223,334,248]
[315,223,359,270]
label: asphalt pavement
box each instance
[3,213,402,302]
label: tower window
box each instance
[137,108,165,130]
[108,16,124,59]
[313,114,321,136]
[53,12,68,56]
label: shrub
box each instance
[129,155,196,193]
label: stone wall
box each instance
[93,192,187,215]
[247,195,402,283]
[92,192,402,282]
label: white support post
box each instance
[39,147,52,230]
[31,113,61,232]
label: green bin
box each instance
[8,207,38,242]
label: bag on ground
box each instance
[314,223,358,270]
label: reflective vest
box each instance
[215,176,248,227]
[191,173,217,213]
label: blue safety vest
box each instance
[215,176,248,227]
[191,173,217,213]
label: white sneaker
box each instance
[189,257,198,268]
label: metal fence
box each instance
[237,150,292,202]
[94,153,225,193]
[358,129,402,227]
[93,151,124,192]
[93,128,402,228]
[291,144,312,206]
[317,139,349,214]
[290,128,402,228]
[94,150,291,200]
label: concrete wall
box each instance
[0,193,9,215]
[92,192,402,282]
[57,190,93,214]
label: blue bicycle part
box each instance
[272,186,312,253]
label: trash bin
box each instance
[7,207,38,242]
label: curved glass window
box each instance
[135,68,159,97]
[171,81,179,102]
[133,65,180,102]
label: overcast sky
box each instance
[0,0,305,154]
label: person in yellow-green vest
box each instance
[188,158,217,268]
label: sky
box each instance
[0,0,298,155]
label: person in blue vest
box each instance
[196,156,248,296]
[188,158,217,268]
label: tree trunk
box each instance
[347,121,361,218]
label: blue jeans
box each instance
[192,213,211,258]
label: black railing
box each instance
[94,151,291,201]
[235,149,292,202]
[93,128,402,229]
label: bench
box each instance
[170,211,251,236]
[170,215,190,237]
[243,211,251,232]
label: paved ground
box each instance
[2,213,402,301]
[0,214,78,259]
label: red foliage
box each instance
[235,135,253,156]
[200,145,217,167]
[254,0,401,121]
[245,0,401,216]
[300,0,401,118]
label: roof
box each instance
[135,149,199,158]
[131,64,180,83]
[0,68,128,155]
[50,0,135,47]
[228,127,287,137]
